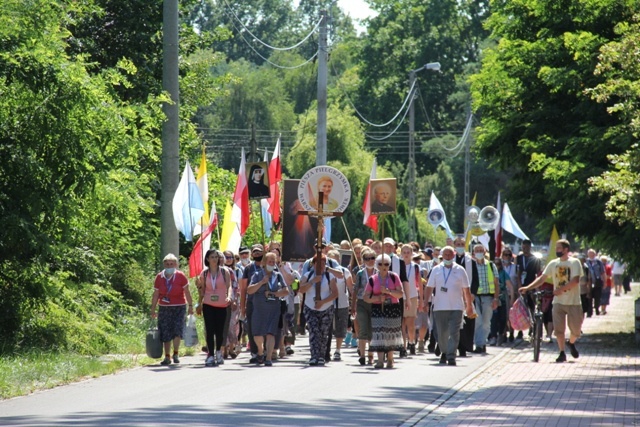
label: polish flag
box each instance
[362,158,378,232]
[231,148,250,236]
[267,137,282,224]
[189,201,218,278]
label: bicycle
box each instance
[530,289,552,362]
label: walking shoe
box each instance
[317,357,325,366]
[427,341,436,353]
[488,337,497,346]
[216,352,224,365]
[308,358,318,366]
[374,361,384,369]
[409,343,416,355]
[351,337,358,347]
[399,348,408,358]
[472,346,484,354]
[256,354,265,365]
[418,340,425,353]
[447,359,457,366]
[286,346,295,355]
[249,353,258,364]
[568,342,579,359]
[556,351,567,363]
[172,354,180,364]
[205,355,216,367]
[508,333,514,343]
[359,356,366,366]
[439,354,447,364]
[434,344,441,357]
[160,356,171,366]
[333,351,341,361]
[264,360,273,367]
[459,349,467,357]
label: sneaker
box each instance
[249,353,258,364]
[264,360,273,367]
[172,354,180,364]
[556,351,567,363]
[216,352,224,365]
[351,337,358,347]
[447,359,457,366]
[418,341,425,353]
[439,355,447,364]
[472,346,484,354]
[160,356,171,366]
[488,337,497,346]
[374,361,384,369]
[409,343,416,355]
[308,358,318,366]
[333,352,341,361]
[568,342,579,359]
[317,357,325,366]
[400,348,408,358]
[205,355,216,367]
[286,346,295,355]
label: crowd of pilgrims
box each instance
[151,236,531,368]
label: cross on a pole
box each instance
[298,191,343,300]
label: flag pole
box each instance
[258,200,266,249]
[380,215,385,240]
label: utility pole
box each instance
[464,113,471,216]
[316,10,328,166]
[160,0,180,259]
[408,71,417,241]
[407,62,440,241]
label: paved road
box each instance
[0,338,497,427]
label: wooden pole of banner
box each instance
[258,200,266,250]
[380,215,385,241]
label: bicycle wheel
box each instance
[533,316,543,362]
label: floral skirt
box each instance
[158,305,186,343]
[369,303,403,352]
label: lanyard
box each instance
[267,273,278,292]
[209,269,219,291]
[442,266,452,287]
[164,272,174,294]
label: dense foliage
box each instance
[470,0,640,270]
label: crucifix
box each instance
[298,191,343,301]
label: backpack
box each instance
[509,295,531,331]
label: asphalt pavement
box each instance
[1,285,638,426]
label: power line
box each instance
[223,0,322,52]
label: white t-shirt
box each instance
[404,261,420,299]
[335,266,351,309]
[543,257,583,306]
[303,271,334,311]
[426,263,469,311]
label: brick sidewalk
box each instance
[408,286,640,426]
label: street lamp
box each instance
[408,62,441,241]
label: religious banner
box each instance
[246,161,270,200]
[298,166,351,216]
[369,178,396,215]
[282,179,318,262]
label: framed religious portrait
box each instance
[339,250,353,269]
[369,178,397,215]
[246,161,270,200]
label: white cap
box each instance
[383,237,396,245]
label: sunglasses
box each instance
[363,256,376,261]
[224,256,234,260]
[377,263,390,267]
[503,253,512,256]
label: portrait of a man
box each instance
[246,162,270,200]
[369,178,396,215]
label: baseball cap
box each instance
[238,246,250,254]
[251,243,264,253]
[383,237,396,245]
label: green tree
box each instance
[470,0,640,266]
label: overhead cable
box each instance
[223,0,322,51]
